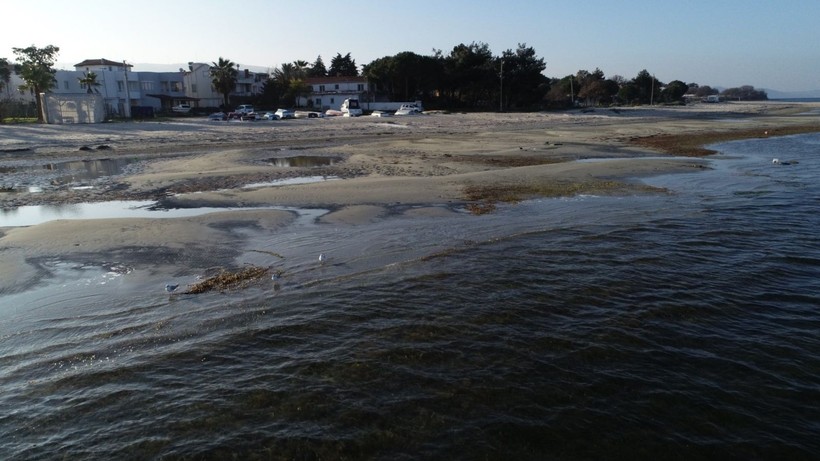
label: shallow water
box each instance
[1,134,819,459]
[264,155,340,168]
[0,158,137,192]
[0,200,326,228]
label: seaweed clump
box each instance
[462,180,659,215]
[185,265,273,294]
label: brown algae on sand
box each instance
[184,265,278,294]
[462,180,665,215]
[631,124,820,157]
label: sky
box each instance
[4,0,820,93]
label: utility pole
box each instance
[650,74,655,106]
[123,60,131,118]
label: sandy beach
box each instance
[1,101,819,292]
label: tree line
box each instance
[255,42,767,110]
[3,43,769,122]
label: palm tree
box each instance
[292,60,309,78]
[209,57,238,109]
[272,62,296,85]
[77,71,101,94]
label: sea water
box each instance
[1,133,819,459]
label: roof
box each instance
[74,58,132,68]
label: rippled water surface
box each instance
[1,134,819,459]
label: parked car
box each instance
[295,110,324,119]
[172,104,192,113]
[234,104,254,115]
[262,112,279,120]
[208,112,226,121]
[275,108,295,119]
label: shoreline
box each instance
[2,102,819,292]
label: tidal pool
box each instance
[264,155,340,167]
[0,158,138,192]
[0,200,329,228]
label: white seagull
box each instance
[165,283,179,293]
[318,253,327,264]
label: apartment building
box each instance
[7,58,269,118]
[183,62,267,108]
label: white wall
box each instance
[41,93,105,124]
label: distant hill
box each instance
[765,89,820,99]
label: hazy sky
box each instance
[5,0,819,92]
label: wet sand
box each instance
[2,102,819,292]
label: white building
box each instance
[300,76,369,110]
[183,62,220,108]
[8,57,270,118]
[182,62,268,109]
[65,59,140,117]
[48,58,191,116]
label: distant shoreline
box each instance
[768,97,820,102]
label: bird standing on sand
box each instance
[165,283,179,293]
[319,253,326,264]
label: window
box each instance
[319,85,325,92]
[315,98,321,106]
[334,84,339,90]
[161,81,170,92]
[117,80,124,92]
[63,81,69,90]
[191,83,197,93]
[128,81,138,91]
[141,81,154,91]
[330,97,335,105]
[171,81,182,92]
[357,84,364,91]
